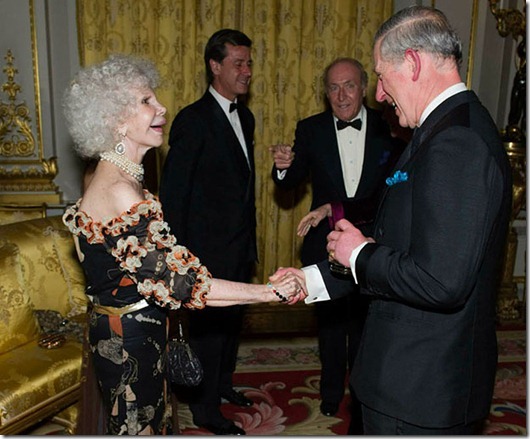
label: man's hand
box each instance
[297,203,331,237]
[269,144,294,170]
[269,267,307,304]
[326,219,374,267]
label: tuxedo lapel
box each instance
[238,107,255,172]
[317,114,348,198]
[391,91,473,174]
[375,91,474,226]
[391,128,419,172]
[355,111,388,196]
[206,93,251,178]
[372,125,418,228]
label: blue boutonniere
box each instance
[386,170,408,186]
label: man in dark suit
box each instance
[159,29,256,436]
[270,58,402,433]
[283,5,512,435]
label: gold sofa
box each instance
[0,203,48,226]
[0,215,87,435]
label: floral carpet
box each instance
[486,325,527,435]
[26,325,526,435]
[177,328,526,436]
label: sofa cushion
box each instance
[0,340,82,428]
[0,242,39,354]
[0,216,87,319]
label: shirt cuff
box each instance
[302,265,331,304]
[350,241,369,284]
[276,169,287,180]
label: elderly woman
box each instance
[62,54,305,435]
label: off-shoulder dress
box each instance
[63,191,210,435]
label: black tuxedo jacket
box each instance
[317,91,512,427]
[272,108,401,265]
[159,91,257,279]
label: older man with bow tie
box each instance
[270,57,403,434]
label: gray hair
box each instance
[62,54,160,159]
[323,57,368,89]
[375,6,462,69]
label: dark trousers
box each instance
[315,292,368,434]
[362,404,484,435]
[187,304,245,426]
[185,262,252,428]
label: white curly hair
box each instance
[63,54,160,159]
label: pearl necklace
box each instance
[100,151,144,182]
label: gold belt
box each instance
[87,296,149,316]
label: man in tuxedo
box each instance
[159,29,256,436]
[285,5,512,435]
[270,58,402,433]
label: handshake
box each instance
[267,267,307,305]
[266,217,375,305]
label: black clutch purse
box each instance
[167,315,203,387]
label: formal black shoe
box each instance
[201,423,246,435]
[221,388,253,407]
[320,401,339,417]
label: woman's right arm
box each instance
[206,275,305,307]
[111,217,306,310]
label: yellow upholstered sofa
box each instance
[0,203,47,226]
[0,215,87,434]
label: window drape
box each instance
[77,0,393,282]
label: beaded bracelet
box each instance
[267,282,288,303]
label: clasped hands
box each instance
[267,270,307,305]
[270,219,375,299]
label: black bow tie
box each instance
[229,102,238,113]
[336,118,362,130]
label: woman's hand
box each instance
[297,203,331,237]
[268,267,307,305]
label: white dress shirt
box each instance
[209,85,250,166]
[336,106,367,197]
[277,106,367,195]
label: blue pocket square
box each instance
[386,170,408,186]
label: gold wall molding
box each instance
[465,0,479,89]
[489,0,526,321]
[0,157,58,189]
[489,0,526,142]
[0,49,36,157]
[0,0,60,205]
[489,0,525,39]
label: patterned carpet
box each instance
[26,325,526,435]
[176,326,526,435]
[486,326,527,435]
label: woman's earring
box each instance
[114,141,125,155]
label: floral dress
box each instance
[63,191,210,435]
